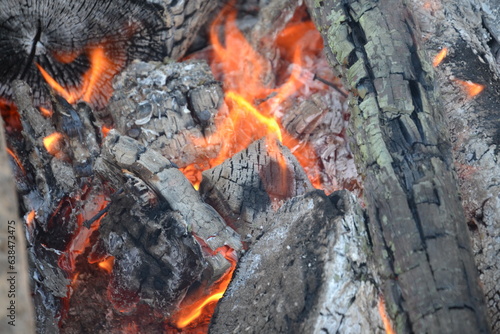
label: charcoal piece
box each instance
[96,195,209,317]
[199,137,314,243]
[210,190,383,333]
[95,130,242,253]
[107,60,226,168]
[0,0,216,107]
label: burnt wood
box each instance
[306,0,491,333]
[0,0,216,108]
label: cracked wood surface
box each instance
[306,0,490,333]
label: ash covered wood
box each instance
[96,130,241,253]
[0,0,216,107]
[210,190,384,333]
[106,60,226,169]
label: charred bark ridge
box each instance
[0,0,216,108]
[307,0,490,333]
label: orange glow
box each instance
[6,147,25,174]
[43,132,64,156]
[432,47,447,67]
[101,125,111,138]
[36,44,126,108]
[58,193,108,274]
[180,5,327,191]
[38,106,53,117]
[378,294,396,334]
[454,79,485,98]
[97,256,115,274]
[171,246,237,329]
[26,210,36,227]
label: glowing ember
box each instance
[180,5,328,191]
[58,193,108,274]
[378,294,396,334]
[454,79,485,98]
[6,147,25,174]
[37,44,125,108]
[43,132,64,156]
[432,47,448,67]
[26,210,36,227]
[171,246,237,330]
[97,256,115,274]
[38,106,53,117]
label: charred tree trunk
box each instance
[306,0,491,333]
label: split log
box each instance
[306,0,491,333]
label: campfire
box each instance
[1,0,498,333]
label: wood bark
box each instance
[306,0,491,333]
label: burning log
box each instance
[0,0,216,108]
[306,0,491,333]
[199,137,314,244]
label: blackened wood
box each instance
[306,0,490,333]
[96,130,241,253]
[0,0,216,108]
[405,1,500,329]
[200,137,314,244]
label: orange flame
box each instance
[432,47,447,67]
[43,132,64,156]
[6,147,25,174]
[38,106,53,117]
[180,5,327,191]
[378,294,396,334]
[454,79,485,98]
[36,44,125,108]
[26,210,36,227]
[97,256,115,274]
[171,246,237,330]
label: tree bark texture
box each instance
[306,0,490,333]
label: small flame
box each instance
[6,147,25,174]
[97,256,115,274]
[432,47,447,67]
[101,125,112,138]
[38,106,53,117]
[43,132,64,156]
[26,210,36,227]
[171,246,237,329]
[37,44,125,108]
[454,79,485,98]
[378,294,396,334]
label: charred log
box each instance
[306,0,491,333]
[0,0,216,108]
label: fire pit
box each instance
[0,0,499,333]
